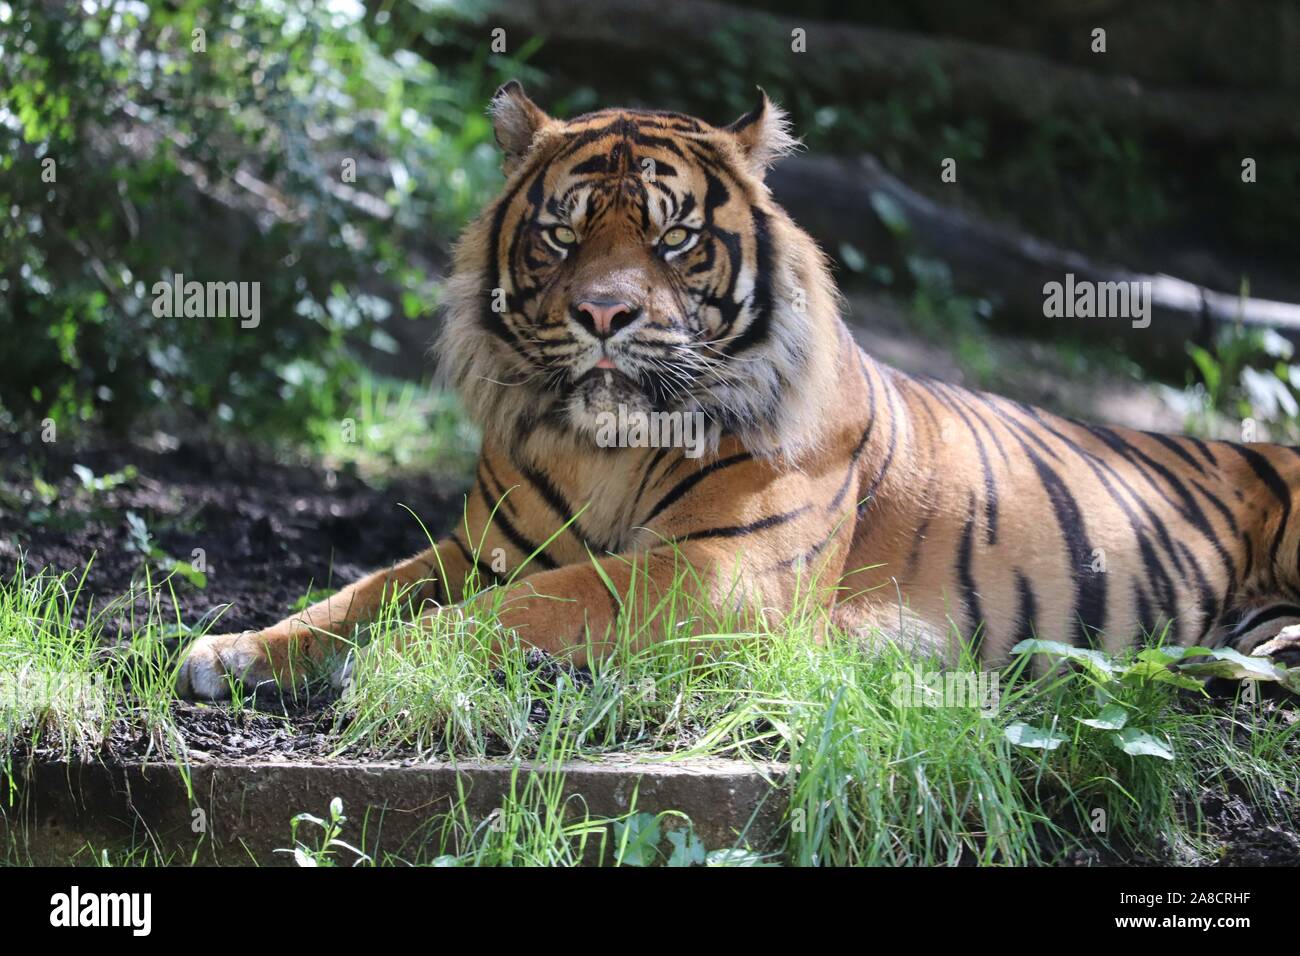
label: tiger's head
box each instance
[439,82,842,461]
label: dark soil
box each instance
[0,432,464,634]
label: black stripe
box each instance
[857,370,901,518]
[677,506,809,543]
[1229,603,1300,641]
[1011,570,1039,649]
[642,451,752,526]
[1065,419,1237,604]
[631,447,675,514]
[1146,432,1207,476]
[1227,444,1291,579]
[957,494,984,649]
[1016,438,1108,644]
[924,380,1000,545]
[1132,582,1156,641]
[450,532,504,591]
[722,207,774,355]
[1018,412,1195,644]
[516,461,604,553]
[475,462,557,569]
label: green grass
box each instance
[0,562,190,788]
[1,548,1298,866]
[306,373,481,483]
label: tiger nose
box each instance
[571,300,640,338]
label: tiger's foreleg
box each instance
[363,541,773,672]
[176,538,469,699]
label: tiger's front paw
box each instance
[176,631,274,700]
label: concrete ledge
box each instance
[3,757,788,865]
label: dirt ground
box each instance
[0,434,465,635]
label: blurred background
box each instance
[2,0,1299,614]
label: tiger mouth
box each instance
[573,366,638,388]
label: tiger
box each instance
[178,82,1300,699]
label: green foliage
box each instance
[1184,301,1300,441]
[279,797,372,867]
[0,0,524,440]
[123,509,207,589]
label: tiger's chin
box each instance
[564,366,656,446]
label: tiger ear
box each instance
[489,80,552,175]
[724,89,799,179]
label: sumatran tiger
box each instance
[177,83,1300,699]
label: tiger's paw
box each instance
[1252,624,1300,670]
[176,631,274,700]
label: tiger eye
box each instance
[661,227,689,248]
[552,225,577,246]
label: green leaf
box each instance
[613,813,661,867]
[1122,661,1205,691]
[705,848,767,867]
[1136,645,1211,666]
[1175,647,1283,682]
[869,191,910,238]
[1113,728,1174,760]
[1011,639,1116,677]
[1076,703,1127,730]
[666,827,706,867]
[169,561,207,590]
[1278,667,1300,696]
[1004,721,1068,750]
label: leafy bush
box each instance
[1185,312,1300,442]
[0,0,526,440]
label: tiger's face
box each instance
[441,83,840,460]
[510,138,726,435]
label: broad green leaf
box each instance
[666,827,706,867]
[706,848,767,867]
[1010,639,1116,677]
[1004,721,1067,750]
[1114,728,1174,760]
[1121,660,1204,690]
[613,812,661,867]
[1137,645,1211,665]
[1076,703,1127,730]
[1279,667,1300,696]
[1176,647,1282,682]
[170,561,207,589]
